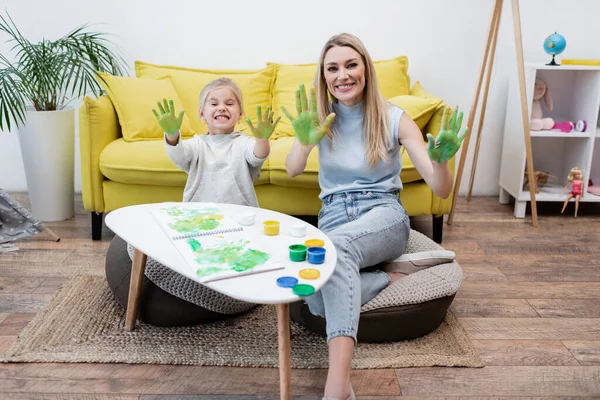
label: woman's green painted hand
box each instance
[426,106,468,163]
[152,98,185,135]
[281,84,335,145]
[245,105,280,139]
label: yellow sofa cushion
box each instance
[269,56,411,139]
[388,95,443,132]
[96,72,194,142]
[135,61,274,135]
[410,80,443,102]
[99,138,270,187]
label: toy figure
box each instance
[530,79,582,133]
[530,79,554,131]
[523,169,556,193]
[561,167,584,217]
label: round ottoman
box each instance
[289,229,462,342]
[105,235,256,327]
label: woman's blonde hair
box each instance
[315,33,390,168]
[198,77,244,117]
[568,167,583,182]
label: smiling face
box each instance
[323,45,366,107]
[200,87,242,134]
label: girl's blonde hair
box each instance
[568,167,583,182]
[198,77,244,116]
[315,33,390,168]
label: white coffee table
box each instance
[105,202,337,400]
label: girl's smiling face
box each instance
[200,87,241,134]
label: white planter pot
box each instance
[18,108,75,222]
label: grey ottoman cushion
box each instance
[105,235,255,327]
[289,229,463,342]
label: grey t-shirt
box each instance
[165,132,266,207]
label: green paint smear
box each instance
[190,239,270,278]
[186,238,202,252]
[162,206,224,234]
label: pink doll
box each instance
[561,167,583,217]
[530,79,555,131]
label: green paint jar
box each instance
[288,244,307,262]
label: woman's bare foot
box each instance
[386,271,407,284]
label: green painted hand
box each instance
[245,105,281,139]
[281,84,335,145]
[426,106,468,163]
[152,98,185,135]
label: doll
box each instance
[561,167,583,217]
[530,79,554,131]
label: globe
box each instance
[543,32,566,66]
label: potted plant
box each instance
[0,12,127,221]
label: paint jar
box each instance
[288,244,307,262]
[289,223,306,237]
[304,239,325,248]
[239,212,255,226]
[307,247,326,264]
[299,268,320,280]
[263,220,280,236]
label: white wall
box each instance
[1,0,599,195]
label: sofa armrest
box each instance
[79,95,121,212]
[423,104,457,216]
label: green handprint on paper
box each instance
[281,84,335,146]
[426,106,468,163]
[245,105,281,139]
[152,98,185,135]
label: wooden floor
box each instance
[1,193,600,399]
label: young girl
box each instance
[153,77,280,207]
[124,78,280,325]
[284,33,466,400]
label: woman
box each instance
[283,33,466,400]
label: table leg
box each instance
[125,248,147,331]
[276,303,291,400]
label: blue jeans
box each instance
[306,190,411,342]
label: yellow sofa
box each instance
[79,58,454,242]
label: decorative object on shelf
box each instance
[0,11,128,221]
[523,169,556,193]
[574,120,587,132]
[553,120,574,133]
[544,32,566,66]
[562,59,600,66]
[561,167,584,217]
[530,79,554,131]
[550,120,586,133]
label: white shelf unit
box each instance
[499,63,600,218]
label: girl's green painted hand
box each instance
[245,105,281,139]
[152,98,185,135]
[281,84,335,145]
[426,106,468,163]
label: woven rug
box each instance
[1,274,483,368]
